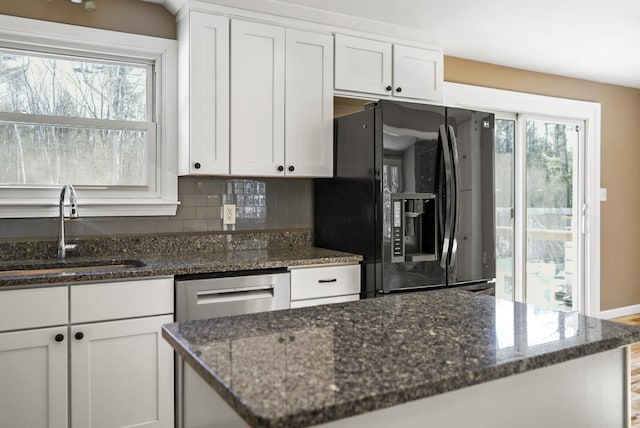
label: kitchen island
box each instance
[162,290,640,428]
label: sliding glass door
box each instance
[523,117,582,312]
[495,115,584,312]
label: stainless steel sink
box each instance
[0,259,146,277]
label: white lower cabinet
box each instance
[71,315,174,428]
[290,264,360,307]
[0,326,68,428]
[0,277,174,428]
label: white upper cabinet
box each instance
[230,20,333,177]
[393,44,443,101]
[285,29,333,177]
[178,11,230,175]
[334,34,443,103]
[230,20,286,176]
[334,34,392,96]
[179,13,333,178]
[177,5,444,177]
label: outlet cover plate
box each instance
[223,204,236,225]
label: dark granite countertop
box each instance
[0,246,361,288]
[162,290,640,428]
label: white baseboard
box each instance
[599,304,640,320]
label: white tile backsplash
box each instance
[0,177,313,240]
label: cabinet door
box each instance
[231,20,286,176]
[70,315,174,428]
[285,29,334,177]
[393,44,443,101]
[334,34,392,96]
[0,327,68,428]
[181,12,230,175]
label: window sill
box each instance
[0,199,179,218]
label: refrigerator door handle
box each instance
[448,125,461,270]
[439,124,453,269]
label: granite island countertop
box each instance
[0,246,361,288]
[162,290,640,428]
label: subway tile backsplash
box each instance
[0,177,312,241]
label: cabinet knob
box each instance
[288,165,295,172]
[277,165,284,172]
[386,85,392,91]
[75,332,84,340]
[55,333,64,342]
[194,162,201,169]
[396,87,402,93]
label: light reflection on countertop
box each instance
[494,297,604,362]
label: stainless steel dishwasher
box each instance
[175,269,290,428]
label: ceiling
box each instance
[272,0,640,89]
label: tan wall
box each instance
[0,0,176,39]
[445,56,640,311]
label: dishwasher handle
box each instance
[196,284,275,305]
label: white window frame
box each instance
[444,82,601,317]
[0,14,178,217]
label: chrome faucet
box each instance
[57,184,78,261]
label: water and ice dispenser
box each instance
[390,193,438,263]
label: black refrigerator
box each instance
[314,100,496,298]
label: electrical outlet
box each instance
[223,204,236,225]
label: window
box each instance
[0,15,177,217]
[0,49,152,186]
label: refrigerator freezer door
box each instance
[446,108,496,285]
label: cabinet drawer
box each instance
[71,277,173,323]
[290,264,360,301]
[0,286,68,332]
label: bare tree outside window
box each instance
[0,49,150,186]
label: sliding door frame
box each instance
[445,83,601,316]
